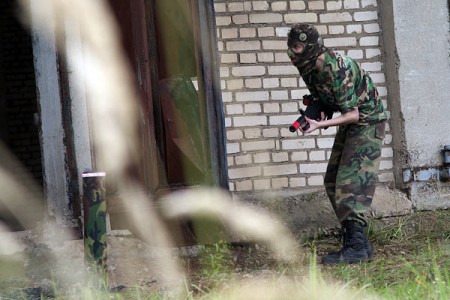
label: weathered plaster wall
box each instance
[380,0,450,209]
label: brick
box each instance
[269,115,296,126]
[245,78,262,89]
[263,128,279,138]
[232,66,266,77]
[221,92,232,103]
[250,13,283,23]
[285,13,318,24]
[348,49,364,59]
[229,182,235,191]
[263,78,279,88]
[317,138,334,148]
[217,41,224,51]
[244,128,261,139]
[264,103,280,113]
[235,154,253,165]
[307,175,324,186]
[354,11,378,22]
[255,179,271,190]
[320,12,352,23]
[227,104,243,115]
[364,23,380,33]
[233,116,267,127]
[240,53,257,63]
[378,172,394,183]
[321,126,337,136]
[227,41,260,51]
[220,66,229,78]
[258,52,275,63]
[271,90,289,101]
[221,53,238,63]
[254,152,270,163]
[244,1,252,11]
[272,1,288,11]
[324,37,357,47]
[225,118,232,127]
[329,25,345,34]
[347,24,362,34]
[253,1,270,10]
[232,15,249,25]
[281,78,298,87]
[214,3,226,13]
[281,102,298,112]
[369,73,385,84]
[309,1,325,10]
[291,151,308,161]
[240,28,256,38]
[299,163,327,173]
[377,86,387,96]
[309,150,326,161]
[262,40,287,50]
[226,143,240,154]
[258,27,275,37]
[235,180,253,191]
[222,28,238,39]
[228,166,261,179]
[382,147,394,158]
[327,1,343,11]
[290,177,306,187]
[290,1,306,10]
[226,129,243,140]
[275,53,291,63]
[361,61,382,72]
[242,140,275,151]
[236,91,269,102]
[228,2,244,12]
[272,177,288,188]
[282,138,316,150]
[343,0,359,9]
[366,48,381,58]
[264,164,298,176]
[383,133,392,145]
[216,16,232,26]
[362,0,378,8]
[272,152,289,162]
[244,103,262,113]
[276,27,290,38]
[227,157,234,167]
[268,65,299,76]
[380,160,393,170]
[227,79,244,90]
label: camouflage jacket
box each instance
[302,50,387,124]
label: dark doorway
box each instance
[0,0,44,230]
[105,0,228,244]
[106,0,227,195]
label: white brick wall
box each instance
[214,0,393,192]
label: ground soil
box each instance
[0,210,449,298]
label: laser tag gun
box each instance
[289,95,334,132]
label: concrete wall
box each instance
[379,0,450,209]
[214,0,394,192]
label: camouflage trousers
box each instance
[324,121,386,225]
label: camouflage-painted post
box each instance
[82,172,108,288]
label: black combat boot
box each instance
[321,220,371,264]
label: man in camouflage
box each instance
[287,23,387,264]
